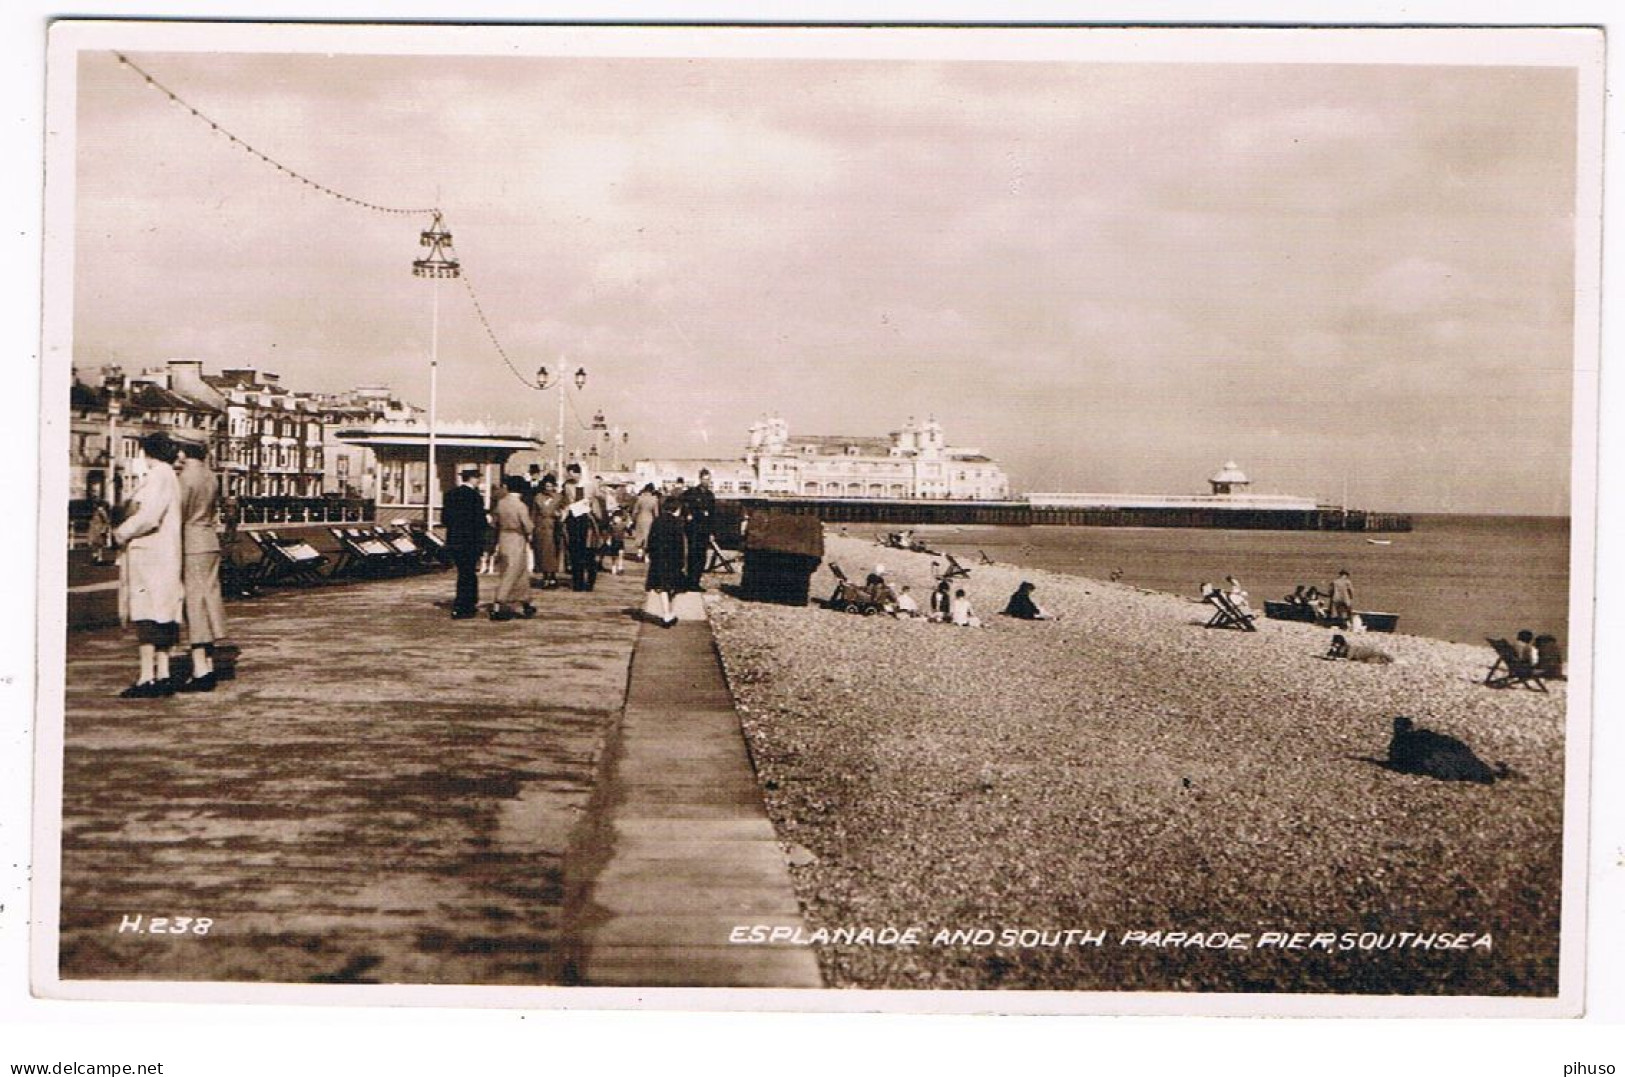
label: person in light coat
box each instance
[174,433,227,691]
[490,474,536,621]
[110,433,185,698]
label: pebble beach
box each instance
[708,532,1569,994]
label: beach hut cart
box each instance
[739,512,823,606]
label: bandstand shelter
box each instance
[334,425,545,523]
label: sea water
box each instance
[908,514,1572,647]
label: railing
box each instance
[238,497,374,525]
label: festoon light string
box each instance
[115,52,543,390]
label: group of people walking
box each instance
[442,464,719,625]
[104,432,228,698]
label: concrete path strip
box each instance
[570,618,823,988]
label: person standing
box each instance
[644,495,687,627]
[530,473,563,589]
[174,433,227,692]
[443,468,488,619]
[490,475,536,621]
[563,478,601,592]
[1329,569,1355,624]
[557,463,584,575]
[85,482,112,566]
[629,482,659,561]
[109,433,185,697]
[682,467,717,591]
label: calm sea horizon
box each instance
[898,513,1572,648]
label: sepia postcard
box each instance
[31,20,1604,1015]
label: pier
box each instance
[713,496,1413,536]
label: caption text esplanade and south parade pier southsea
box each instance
[728,926,1493,951]
[69,359,1409,534]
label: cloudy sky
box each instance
[69,42,1583,514]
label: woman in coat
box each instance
[628,482,659,561]
[529,474,562,589]
[643,496,687,627]
[490,475,535,621]
[110,433,185,697]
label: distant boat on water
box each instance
[1367,539,1393,546]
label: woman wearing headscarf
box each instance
[109,433,185,697]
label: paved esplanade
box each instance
[56,564,820,989]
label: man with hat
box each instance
[443,467,488,619]
[173,430,227,690]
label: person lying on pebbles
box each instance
[1324,633,1394,664]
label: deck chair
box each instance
[1203,592,1257,631]
[410,525,454,567]
[334,528,400,577]
[375,526,430,571]
[939,553,972,580]
[1484,638,1548,692]
[704,536,740,575]
[977,549,996,565]
[261,530,329,586]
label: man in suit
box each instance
[682,467,717,591]
[443,467,488,619]
[174,433,227,691]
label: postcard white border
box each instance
[31,18,1606,1018]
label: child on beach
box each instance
[950,588,982,628]
[894,585,921,618]
[930,578,953,621]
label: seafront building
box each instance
[632,416,1011,501]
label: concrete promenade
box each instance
[55,562,820,989]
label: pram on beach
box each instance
[823,562,886,616]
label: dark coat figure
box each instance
[443,477,488,618]
[1001,582,1046,620]
[1386,716,1507,784]
[682,479,717,589]
[645,507,688,596]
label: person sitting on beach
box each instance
[1224,575,1252,615]
[930,578,953,621]
[1001,581,1051,620]
[950,588,982,628]
[894,585,921,618]
[1325,633,1393,665]
[1199,581,1218,600]
[865,569,899,613]
[1512,629,1539,667]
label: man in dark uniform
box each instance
[682,467,717,591]
[443,468,488,619]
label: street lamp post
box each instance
[413,212,459,528]
[534,363,586,478]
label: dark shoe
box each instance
[490,608,516,622]
[521,604,537,619]
[176,672,217,693]
[118,680,167,699]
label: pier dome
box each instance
[1208,461,1250,496]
